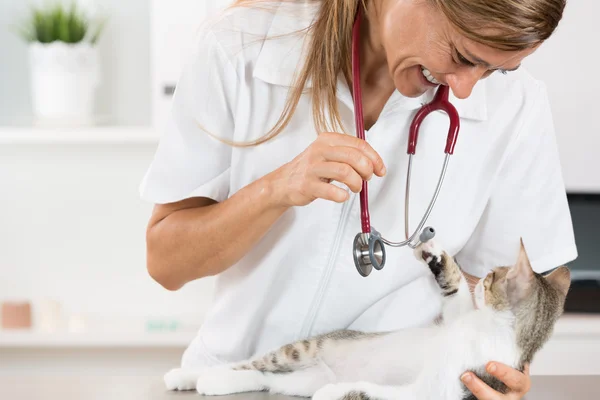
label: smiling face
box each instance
[374,0,542,99]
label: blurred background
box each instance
[0,0,598,378]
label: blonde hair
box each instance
[224,0,566,147]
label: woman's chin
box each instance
[394,65,438,98]
[394,84,427,98]
[394,78,431,97]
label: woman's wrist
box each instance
[251,169,291,212]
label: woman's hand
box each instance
[267,132,386,208]
[461,362,531,400]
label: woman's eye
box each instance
[457,52,475,67]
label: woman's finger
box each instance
[309,181,349,203]
[312,161,363,193]
[486,362,531,393]
[319,132,386,176]
[321,146,375,182]
[461,372,501,400]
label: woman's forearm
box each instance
[145,131,389,291]
[145,175,288,291]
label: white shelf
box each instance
[0,126,160,144]
[0,330,194,348]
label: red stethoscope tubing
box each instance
[351,6,370,234]
[350,5,461,235]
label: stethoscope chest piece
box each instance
[353,229,386,277]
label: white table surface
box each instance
[1,375,598,400]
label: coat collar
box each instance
[252,2,488,122]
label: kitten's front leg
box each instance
[164,366,265,393]
[194,363,335,397]
[164,368,203,391]
[313,382,416,400]
[195,365,267,395]
[414,240,475,322]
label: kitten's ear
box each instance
[544,266,571,297]
[506,238,534,304]
[507,238,534,283]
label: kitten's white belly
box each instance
[321,327,438,385]
[446,312,519,371]
[416,312,519,399]
[318,312,518,392]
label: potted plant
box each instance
[15,2,107,126]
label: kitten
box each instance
[164,239,571,400]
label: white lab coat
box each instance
[139,2,577,368]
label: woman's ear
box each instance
[544,266,571,297]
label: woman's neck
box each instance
[360,0,394,88]
[356,0,397,129]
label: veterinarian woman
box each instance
[140,0,577,398]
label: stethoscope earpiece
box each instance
[419,227,436,244]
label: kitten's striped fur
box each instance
[233,330,384,374]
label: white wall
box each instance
[0,143,215,324]
[524,0,600,193]
[0,0,152,125]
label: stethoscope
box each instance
[350,6,461,277]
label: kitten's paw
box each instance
[313,383,369,400]
[416,240,463,296]
[414,240,443,264]
[164,368,200,391]
[196,366,265,395]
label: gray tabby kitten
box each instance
[165,239,571,400]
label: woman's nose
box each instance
[446,67,487,99]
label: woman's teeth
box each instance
[421,66,441,85]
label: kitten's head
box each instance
[474,239,571,320]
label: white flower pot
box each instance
[29,41,100,126]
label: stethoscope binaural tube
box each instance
[350,5,461,277]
